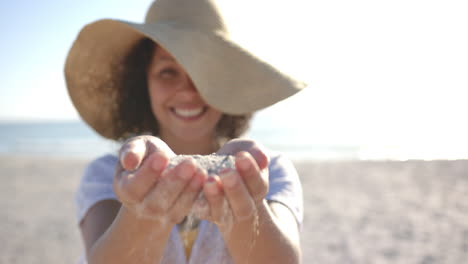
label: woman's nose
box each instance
[173,74,201,102]
[185,77,197,92]
[177,74,198,93]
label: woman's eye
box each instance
[159,68,178,78]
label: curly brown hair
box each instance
[112,37,252,142]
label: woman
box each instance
[66,0,305,263]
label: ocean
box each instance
[0,120,361,160]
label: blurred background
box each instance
[1,1,468,264]
[1,0,467,160]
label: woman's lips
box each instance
[171,106,207,120]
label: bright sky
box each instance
[1,0,467,157]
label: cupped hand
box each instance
[201,139,270,230]
[113,136,206,225]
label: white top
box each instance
[75,152,303,264]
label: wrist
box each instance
[218,199,269,235]
[118,205,174,233]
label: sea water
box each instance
[0,121,119,158]
[0,120,361,160]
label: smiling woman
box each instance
[114,37,252,155]
[64,0,305,263]
[146,44,224,154]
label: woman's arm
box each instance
[221,200,301,264]
[81,201,173,264]
[204,139,301,263]
[80,200,120,260]
[80,136,206,264]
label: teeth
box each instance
[174,107,204,117]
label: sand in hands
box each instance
[169,154,236,230]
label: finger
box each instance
[220,170,256,221]
[114,151,168,204]
[217,139,269,170]
[119,137,148,171]
[245,144,269,171]
[146,136,176,157]
[141,158,196,217]
[168,168,206,223]
[235,151,268,203]
[114,156,125,180]
[217,138,253,155]
[203,176,225,221]
[119,136,176,171]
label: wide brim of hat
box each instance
[65,19,306,139]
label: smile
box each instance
[171,106,207,120]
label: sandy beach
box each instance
[1,156,467,263]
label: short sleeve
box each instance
[75,154,119,224]
[265,153,304,227]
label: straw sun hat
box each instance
[65,0,306,139]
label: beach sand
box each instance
[1,156,467,263]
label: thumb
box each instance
[218,139,269,170]
[119,137,147,171]
[119,136,176,171]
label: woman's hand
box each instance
[113,136,206,226]
[201,139,270,231]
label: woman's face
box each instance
[147,46,222,145]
